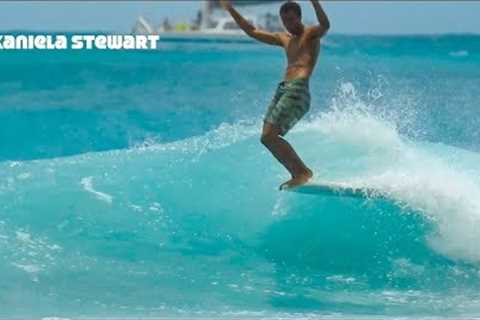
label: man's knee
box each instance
[261,132,279,146]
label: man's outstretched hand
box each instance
[219,0,232,10]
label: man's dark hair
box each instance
[280,1,302,18]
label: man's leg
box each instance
[261,122,313,189]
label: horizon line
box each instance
[1,30,480,37]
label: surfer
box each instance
[220,0,330,190]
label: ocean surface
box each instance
[1,34,480,319]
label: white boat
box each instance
[131,0,282,42]
[155,16,260,42]
[200,16,258,36]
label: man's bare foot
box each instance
[279,169,313,190]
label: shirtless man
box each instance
[220,0,330,190]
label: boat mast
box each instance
[200,1,213,30]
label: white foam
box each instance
[11,262,41,274]
[326,275,357,284]
[363,148,480,263]
[296,83,480,264]
[126,119,259,156]
[297,81,404,153]
[80,176,113,204]
[17,172,31,180]
[16,231,33,243]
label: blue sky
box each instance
[0,1,479,34]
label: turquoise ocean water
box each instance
[1,34,480,319]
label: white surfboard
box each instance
[284,181,379,199]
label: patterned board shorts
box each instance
[264,78,311,136]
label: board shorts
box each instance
[264,78,311,136]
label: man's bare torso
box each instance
[278,27,320,81]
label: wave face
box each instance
[1,35,480,318]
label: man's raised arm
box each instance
[219,0,283,47]
[308,0,330,39]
